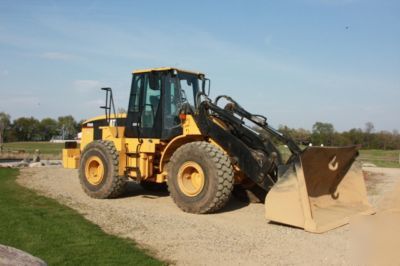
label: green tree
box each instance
[332,132,351,146]
[343,128,364,146]
[39,118,58,141]
[376,131,392,150]
[58,115,77,139]
[364,122,375,149]
[291,128,311,144]
[75,119,85,134]
[12,117,40,141]
[278,125,292,137]
[278,125,311,144]
[0,112,11,145]
[311,122,335,145]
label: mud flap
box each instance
[265,146,375,233]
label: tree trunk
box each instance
[0,128,3,152]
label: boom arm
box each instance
[213,95,302,155]
[191,95,304,190]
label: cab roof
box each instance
[83,113,127,125]
[133,67,204,76]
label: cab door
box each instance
[125,72,163,139]
[161,73,183,140]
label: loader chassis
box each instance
[63,67,374,233]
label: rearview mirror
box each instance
[202,78,211,96]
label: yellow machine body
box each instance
[64,113,203,184]
[62,148,80,169]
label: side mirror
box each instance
[202,78,211,96]
[180,89,188,102]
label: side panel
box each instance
[80,127,94,151]
[124,138,159,179]
[158,135,203,172]
[62,148,80,169]
[159,115,202,172]
[79,124,160,179]
[99,126,160,179]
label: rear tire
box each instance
[167,141,234,214]
[79,140,127,199]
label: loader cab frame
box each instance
[125,69,204,140]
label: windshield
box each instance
[177,73,202,108]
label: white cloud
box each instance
[1,70,8,76]
[41,51,81,61]
[73,80,103,92]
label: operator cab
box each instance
[125,67,206,140]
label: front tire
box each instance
[167,141,234,214]
[79,140,127,199]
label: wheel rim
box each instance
[85,156,105,185]
[177,161,205,197]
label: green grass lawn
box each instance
[2,142,64,155]
[359,149,400,168]
[0,168,163,266]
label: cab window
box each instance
[163,75,181,129]
[178,73,200,108]
[142,74,161,128]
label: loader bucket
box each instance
[265,146,374,233]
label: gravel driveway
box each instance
[17,167,400,265]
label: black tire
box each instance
[79,140,127,199]
[140,180,168,192]
[167,141,234,214]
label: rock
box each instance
[0,161,29,168]
[0,160,62,168]
[32,155,41,163]
[47,160,62,166]
[0,244,47,266]
[33,149,41,162]
[29,162,44,168]
[16,161,30,168]
[363,163,377,168]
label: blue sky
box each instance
[0,0,399,131]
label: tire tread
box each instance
[167,141,234,214]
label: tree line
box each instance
[1,112,399,150]
[0,112,82,143]
[275,121,400,150]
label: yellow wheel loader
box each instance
[63,67,374,233]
